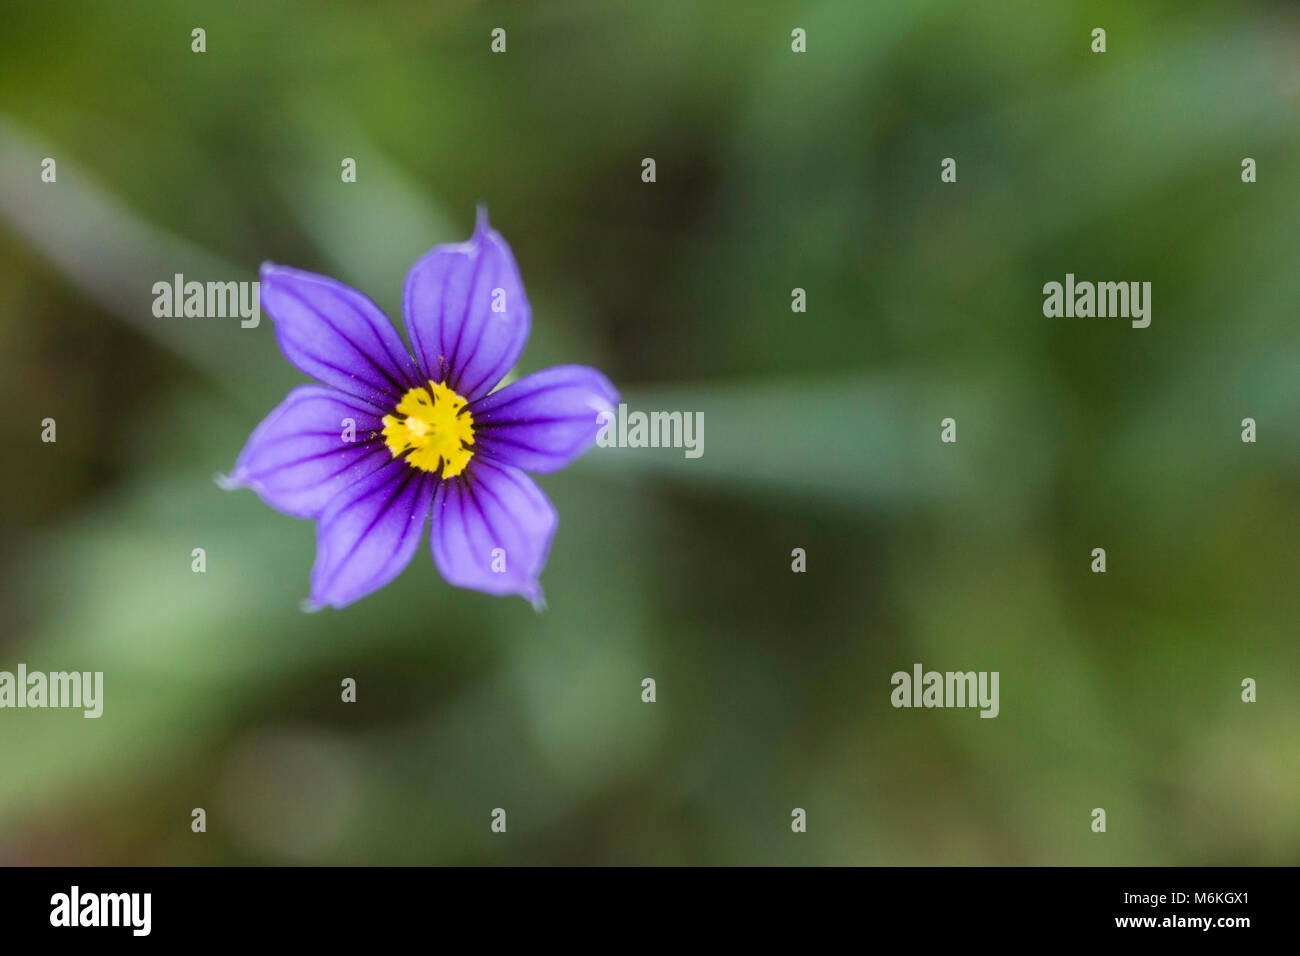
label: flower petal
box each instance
[221,385,392,519]
[261,263,421,407]
[402,208,531,402]
[430,459,557,606]
[309,458,434,609]
[471,365,618,473]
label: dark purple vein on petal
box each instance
[445,243,489,394]
[279,283,409,399]
[318,465,418,596]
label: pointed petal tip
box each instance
[299,597,326,614]
[587,392,617,418]
[522,581,547,612]
[214,470,241,491]
[258,261,315,286]
[474,203,490,235]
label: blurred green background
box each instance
[0,0,1297,865]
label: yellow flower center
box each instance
[382,381,475,477]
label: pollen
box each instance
[383,381,475,477]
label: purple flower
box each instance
[222,209,618,610]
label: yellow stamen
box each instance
[382,381,475,477]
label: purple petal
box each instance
[309,458,434,609]
[430,458,557,606]
[402,208,531,402]
[471,365,618,473]
[261,263,421,408]
[221,385,393,519]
